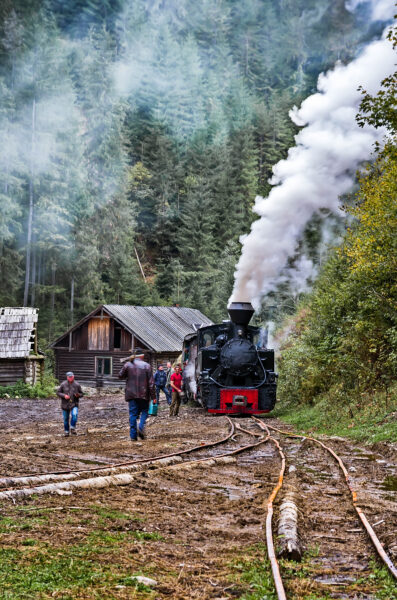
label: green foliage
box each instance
[356,27,397,136]
[275,384,397,443]
[0,374,57,399]
[278,33,397,420]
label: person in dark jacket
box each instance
[154,365,170,404]
[57,372,84,436]
[165,361,173,406]
[119,349,155,442]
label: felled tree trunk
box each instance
[0,454,236,501]
[277,467,302,561]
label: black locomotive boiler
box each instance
[182,302,277,415]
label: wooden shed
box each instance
[51,304,212,387]
[0,307,44,386]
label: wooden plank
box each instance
[88,318,110,350]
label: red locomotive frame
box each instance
[207,388,271,414]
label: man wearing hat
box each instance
[57,372,84,437]
[119,349,155,442]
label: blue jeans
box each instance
[165,384,172,405]
[128,399,149,440]
[63,407,78,432]
[156,385,171,404]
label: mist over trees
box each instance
[0,0,387,343]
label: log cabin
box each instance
[51,304,212,387]
[0,307,44,386]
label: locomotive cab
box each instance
[183,302,277,415]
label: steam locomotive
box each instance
[182,302,277,415]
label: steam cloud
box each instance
[230,30,396,310]
[345,0,396,21]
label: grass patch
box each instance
[356,559,397,600]
[0,546,122,598]
[231,543,397,600]
[274,389,397,443]
[231,543,277,600]
[0,532,158,599]
[0,514,48,534]
[0,504,163,599]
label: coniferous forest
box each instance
[0,0,383,340]
[0,0,396,418]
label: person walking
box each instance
[57,372,84,437]
[169,364,183,417]
[165,361,173,406]
[119,349,155,442]
[154,364,170,405]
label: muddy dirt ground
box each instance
[0,393,396,599]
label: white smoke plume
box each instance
[184,360,197,395]
[345,0,396,21]
[230,30,396,310]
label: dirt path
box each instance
[0,394,396,599]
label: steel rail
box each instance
[235,423,263,438]
[0,418,237,490]
[0,431,271,501]
[254,419,287,600]
[257,419,397,582]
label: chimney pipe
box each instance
[227,302,255,326]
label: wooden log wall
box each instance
[0,359,25,386]
[0,358,44,386]
[55,350,130,387]
[55,350,182,387]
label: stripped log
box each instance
[0,455,182,490]
[0,456,183,501]
[0,453,238,501]
[277,491,302,561]
[277,464,302,561]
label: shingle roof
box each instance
[0,308,38,358]
[103,305,213,352]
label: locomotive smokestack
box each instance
[227,302,255,326]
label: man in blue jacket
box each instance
[154,364,170,405]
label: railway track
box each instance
[0,417,269,499]
[1,411,396,598]
[252,417,397,599]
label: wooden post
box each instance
[134,246,146,282]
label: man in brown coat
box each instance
[57,372,84,436]
[119,349,155,442]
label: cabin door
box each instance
[88,318,110,350]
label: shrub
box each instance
[0,374,58,399]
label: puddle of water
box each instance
[207,483,251,500]
[301,466,333,480]
[352,455,377,461]
[381,475,397,491]
[315,575,357,585]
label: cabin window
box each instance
[202,332,214,347]
[96,357,112,376]
[114,327,122,349]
